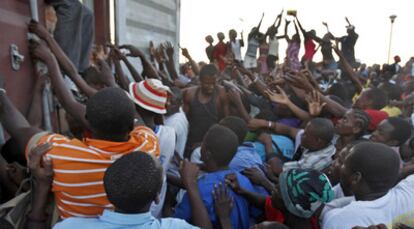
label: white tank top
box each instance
[230,40,242,61]
[268,36,279,57]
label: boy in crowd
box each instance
[54,151,199,228]
[322,142,414,228]
[128,79,176,217]
[0,83,159,218]
[183,64,229,157]
[248,118,336,171]
[225,168,334,228]
[174,125,260,229]
[354,88,389,131]
[370,117,412,166]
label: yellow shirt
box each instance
[382,106,402,117]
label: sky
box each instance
[179,0,414,65]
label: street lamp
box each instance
[388,15,397,64]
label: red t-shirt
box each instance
[213,42,228,71]
[365,109,389,131]
[303,39,316,61]
[264,196,320,229]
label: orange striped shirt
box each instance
[25,126,160,219]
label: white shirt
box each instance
[230,40,243,61]
[322,175,414,229]
[150,125,176,218]
[165,110,189,158]
[268,36,280,57]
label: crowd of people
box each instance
[0,2,414,229]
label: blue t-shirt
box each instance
[54,210,199,229]
[254,134,295,161]
[174,170,260,229]
[229,142,263,172]
[229,142,268,196]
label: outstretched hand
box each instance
[165,42,175,57]
[28,143,53,186]
[305,90,326,117]
[242,167,268,186]
[213,183,234,222]
[265,86,290,105]
[225,173,242,194]
[119,44,145,58]
[29,20,50,40]
[179,159,200,188]
[29,39,54,63]
[181,48,191,59]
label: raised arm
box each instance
[333,44,363,93]
[248,118,300,140]
[284,19,291,42]
[110,47,131,90]
[225,173,267,209]
[30,40,89,129]
[227,88,251,122]
[295,16,307,37]
[257,13,265,31]
[29,21,97,97]
[180,160,213,229]
[293,20,300,37]
[0,77,41,159]
[119,45,159,80]
[27,73,46,128]
[25,143,53,229]
[274,11,283,30]
[181,48,200,76]
[266,87,312,122]
[164,42,179,80]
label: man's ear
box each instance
[350,171,362,189]
[387,139,399,147]
[352,126,362,135]
[154,192,160,205]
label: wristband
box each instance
[268,121,272,128]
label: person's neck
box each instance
[204,163,229,173]
[355,190,389,201]
[114,206,150,215]
[338,135,357,146]
[142,115,156,130]
[92,132,129,142]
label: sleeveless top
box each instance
[230,40,243,61]
[245,38,259,58]
[187,88,219,145]
[287,41,301,71]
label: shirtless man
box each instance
[182,64,229,157]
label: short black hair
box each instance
[328,83,350,103]
[199,64,218,81]
[348,142,400,192]
[86,87,135,136]
[203,125,239,167]
[104,151,162,212]
[378,83,402,101]
[387,117,412,146]
[219,116,248,145]
[309,118,335,144]
[365,88,388,110]
[352,109,371,137]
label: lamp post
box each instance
[388,15,397,64]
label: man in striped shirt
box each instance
[0,87,160,219]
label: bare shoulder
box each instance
[217,86,227,98]
[183,86,198,102]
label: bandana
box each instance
[279,169,334,218]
